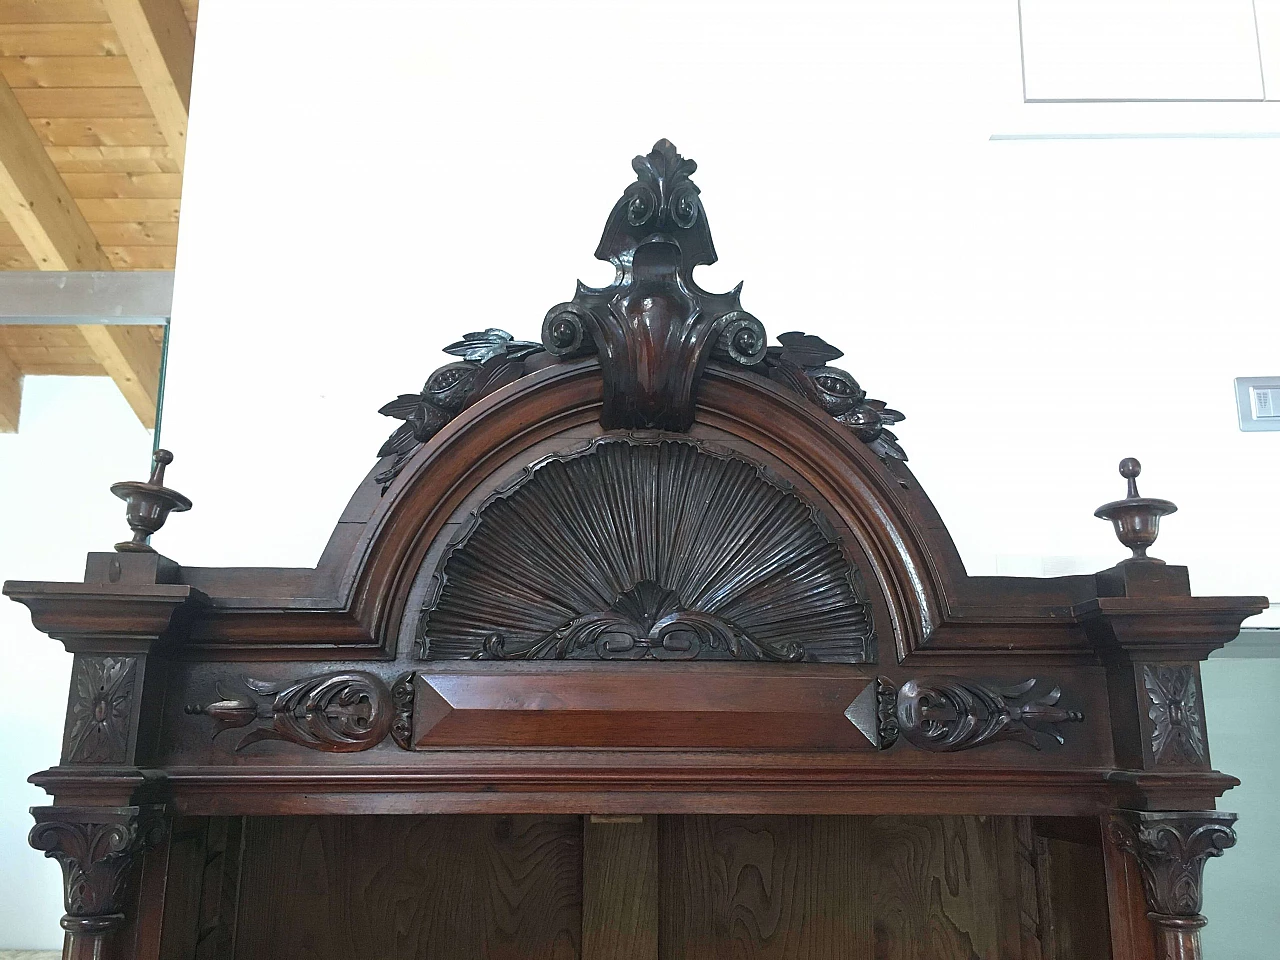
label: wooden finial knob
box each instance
[110,449,192,553]
[1118,457,1141,498]
[1094,457,1176,563]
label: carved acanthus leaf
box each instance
[187,671,394,753]
[1109,810,1237,920]
[767,331,907,464]
[885,676,1084,752]
[29,805,167,933]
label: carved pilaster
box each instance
[29,805,167,956]
[1109,810,1237,960]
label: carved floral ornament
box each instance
[373,140,907,488]
[66,656,136,764]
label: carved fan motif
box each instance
[420,439,876,662]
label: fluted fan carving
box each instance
[421,438,876,662]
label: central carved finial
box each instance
[542,139,766,431]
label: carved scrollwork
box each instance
[1109,810,1237,922]
[186,671,394,753]
[373,329,543,491]
[1145,664,1207,765]
[65,656,136,764]
[881,676,1083,752]
[29,805,167,938]
[391,672,415,750]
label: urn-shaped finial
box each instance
[109,449,192,553]
[1094,458,1177,563]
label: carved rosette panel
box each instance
[1109,810,1237,922]
[420,437,876,662]
[872,676,1084,752]
[65,656,136,764]
[187,671,394,753]
[1144,664,1207,766]
[29,805,167,935]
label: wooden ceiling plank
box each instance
[0,344,22,432]
[0,72,111,268]
[32,117,167,145]
[76,197,178,220]
[77,321,159,426]
[49,144,179,173]
[1,245,37,267]
[62,171,181,197]
[101,244,174,269]
[89,220,178,244]
[102,0,193,170]
[0,55,139,87]
[0,24,124,57]
[0,1,111,23]
[14,86,153,116]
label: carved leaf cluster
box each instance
[1110,812,1237,918]
[187,671,394,753]
[892,676,1084,752]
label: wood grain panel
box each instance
[0,55,139,87]
[583,816,658,960]
[659,815,1032,960]
[90,218,178,242]
[102,243,174,267]
[234,815,582,960]
[75,196,178,219]
[63,171,181,196]
[660,815,864,960]
[47,144,180,173]
[0,23,125,55]
[14,85,154,115]
[30,116,166,145]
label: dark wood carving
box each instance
[541,138,767,430]
[421,437,875,662]
[374,329,542,489]
[186,671,393,752]
[65,655,136,764]
[390,671,415,750]
[109,448,191,552]
[1144,665,1207,765]
[1095,458,1178,562]
[765,331,908,463]
[1109,810,1237,959]
[29,805,167,948]
[882,676,1084,752]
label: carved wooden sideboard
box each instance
[7,141,1265,960]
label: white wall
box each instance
[0,376,154,949]
[162,0,1279,621]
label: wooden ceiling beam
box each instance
[0,77,162,428]
[0,345,21,432]
[102,0,194,171]
[0,73,111,270]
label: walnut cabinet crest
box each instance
[7,141,1266,960]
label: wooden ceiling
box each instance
[0,0,198,431]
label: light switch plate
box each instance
[1235,377,1280,431]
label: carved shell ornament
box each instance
[371,140,907,487]
[420,438,877,662]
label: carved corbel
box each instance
[1109,810,1237,960]
[29,805,167,955]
